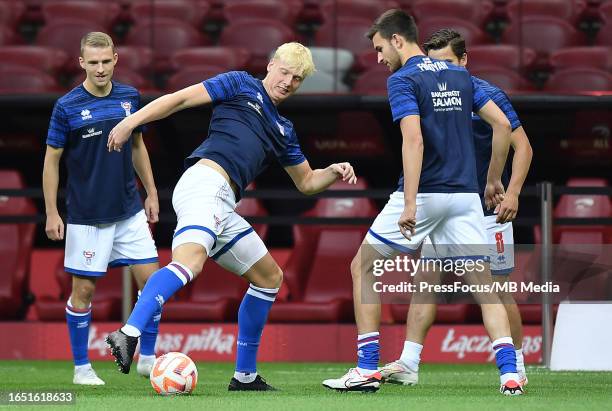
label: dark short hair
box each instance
[422,29,466,59]
[366,9,418,44]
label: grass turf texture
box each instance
[0,361,611,410]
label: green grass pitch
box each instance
[1,361,611,410]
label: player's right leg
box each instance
[107,164,235,373]
[64,222,115,385]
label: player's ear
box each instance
[78,56,85,70]
[113,52,118,65]
[460,53,468,67]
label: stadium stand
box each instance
[222,0,301,25]
[549,46,612,71]
[319,0,399,22]
[595,21,612,46]
[0,170,36,319]
[467,45,537,74]
[0,46,68,75]
[0,25,22,46]
[506,0,587,24]
[0,66,62,93]
[470,66,535,91]
[411,0,494,26]
[41,1,121,30]
[418,17,491,46]
[0,0,26,30]
[544,67,612,92]
[129,0,210,28]
[170,47,251,72]
[165,65,227,91]
[352,65,390,95]
[314,16,374,56]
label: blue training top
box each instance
[471,76,522,215]
[187,71,306,199]
[387,55,491,193]
[46,82,143,225]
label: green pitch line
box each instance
[0,361,611,411]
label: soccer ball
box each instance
[150,352,198,395]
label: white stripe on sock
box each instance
[166,262,194,285]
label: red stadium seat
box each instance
[354,49,379,72]
[70,68,157,93]
[412,0,494,26]
[314,16,374,55]
[223,0,302,25]
[0,46,68,74]
[41,1,121,29]
[353,65,390,95]
[269,180,377,323]
[220,19,295,74]
[544,68,612,92]
[165,65,226,91]
[502,17,586,65]
[129,0,210,27]
[467,45,537,73]
[0,170,37,319]
[235,191,269,241]
[470,67,534,92]
[320,0,399,22]
[506,0,587,24]
[36,20,108,74]
[418,17,491,47]
[114,46,154,75]
[595,22,612,46]
[549,46,612,71]
[600,0,612,22]
[0,66,62,94]
[0,0,26,29]
[125,19,210,73]
[161,262,248,322]
[170,47,250,72]
[0,26,21,46]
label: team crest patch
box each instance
[81,109,92,120]
[121,101,132,116]
[257,92,263,104]
[83,250,95,266]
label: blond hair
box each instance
[80,32,114,56]
[271,42,316,78]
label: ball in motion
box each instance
[150,352,198,395]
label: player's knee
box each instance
[260,264,283,289]
[172,244,207,276]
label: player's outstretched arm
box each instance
[495,126,533,223]
[131,132,159,223]
[476,100,512,209]
[42,145,64,241]
[398,115,422,240]
[108,83,213,152]
[284,160,357,195]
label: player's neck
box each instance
[83,79,113,97]
[400,44,426,67]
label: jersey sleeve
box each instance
[491,89,522,131]
[278,129,306,167]
[471,77,491,112]
[46,101,69,148]
[388,75,419,122]
[203,71,246,103]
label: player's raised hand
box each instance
[495,192,519,224]
[484,180,505,210]
[45,213,64,241]
[144,194,159,223]
[107,118,134,152]
[398,203,416,240]
[330,162,357,184]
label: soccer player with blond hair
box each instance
[105,42,358,391]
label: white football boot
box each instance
[322,368,382,392]
[379,360,419,385]
[73,365,105,385]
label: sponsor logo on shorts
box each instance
[83,251,95,266]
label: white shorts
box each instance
[484,215,514,275]
[171,164,268,276]
[64,210,158,277]
[365,192,488,259]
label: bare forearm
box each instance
[124,93,186,130]
[42,158,60,216]
[132,142,157,197]
[506,140,532,197]
[300,167,339,195]
[487,122,511,183]
[402,138,423,204]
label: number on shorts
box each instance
[495,232,504,254]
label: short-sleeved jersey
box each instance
[388,56,490,193]
[187,71,306,199]
[471,76,522,215]
[46,82,143,225]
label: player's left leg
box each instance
[209,213,278,391]
[107,209,160,377]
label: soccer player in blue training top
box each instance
[105,42,357,391]
[43,32,161,385]
[380,28,533,388]
[322,10,523,395]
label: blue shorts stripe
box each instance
[173,225,217,248]
[65,267,106,277]
[367,229,418,255]
[108,257,159,268]
[492,267,514,275]
[211,227,255,260]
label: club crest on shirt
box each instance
[121,101,132,116]
[81,109,92,120]
[276,121,285,136]
[257,92,263,104]
[83,250,95,266]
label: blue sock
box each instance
[65,298,91,366]
[137,291,162,356]
[492,337,518,377]
[125,263,192,334]
[357,332,380,372]
[235,284,279,373]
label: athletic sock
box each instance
[138,290,162,356]
[356,332,380,374]
[65,298,91,366]
[399,340,423,372]
[492,337,519,384]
